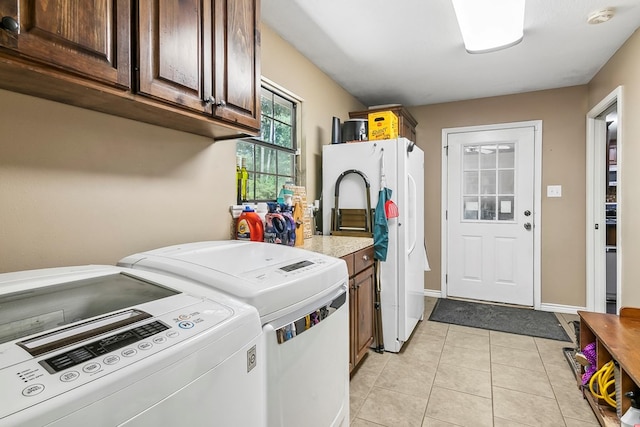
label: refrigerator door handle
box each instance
[407,173,418,254]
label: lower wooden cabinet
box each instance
[343,246,375,373]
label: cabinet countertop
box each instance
[302,235,373,259]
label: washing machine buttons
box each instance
[60,371,80,382]
[121,348,137,358]
[22,384,45,397]
[166,330,180,338]
[153,336,167,344]
[138,342,153,351]
[82,362,101,374]
[178,321,194,329]
[103,355,120,365]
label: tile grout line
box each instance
[418,321,447,426]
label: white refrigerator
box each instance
[322,137,426,352]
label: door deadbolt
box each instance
[524,210,531,216]
[524,222,532,230]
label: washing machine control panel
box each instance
[0,295,233,420]
[41,320,170,373]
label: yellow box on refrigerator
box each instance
[368,111,399,140]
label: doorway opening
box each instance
[586,86,622,313]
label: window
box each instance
[462,143,515,221]
[236,84,298,202]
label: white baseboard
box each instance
[423,292,585,315]
[424,289,442,299]
[539,303,585,315]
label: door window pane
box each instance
[462,142,516,222]
[463,171,479,194]
[480,196,496,220]
[498,170,514,194]
[498,196,515,220]
[498,143,515,168]
[463,147,479,170]
[464,196,479,220]
[480,170,496,194]
[480,145,497,169]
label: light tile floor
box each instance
[349,297,599,427]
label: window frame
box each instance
[237,78,303,203]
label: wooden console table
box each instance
[578,308,640,426]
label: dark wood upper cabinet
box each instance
[137,0,260,129]
[137,1,212,114]
[0,0,130,88]
[212,0,260,130]
[0,0,260,139]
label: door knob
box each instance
[524,222,532,230]
[524,210,531,216]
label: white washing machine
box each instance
[0,265,265,427]
[119,240,350,427]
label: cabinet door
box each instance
[0,0,130,87]
[354,266,374,367]
[212,0,260,130]
[138,1,211,113]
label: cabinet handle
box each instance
[362,254,369,262]
[216,100,226,108]
[0,16,19,32]
[203,96,214,105]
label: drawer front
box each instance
[353,246,374,274]
[342,254,355,277]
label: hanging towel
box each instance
[374,187,392,261]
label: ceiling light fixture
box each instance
[587,8,615,24]
[451,0,525,54]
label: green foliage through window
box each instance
[236,86,296,202]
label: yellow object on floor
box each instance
[589,360,616,408]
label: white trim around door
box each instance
[586,86,623,313]
[441,121,543,309]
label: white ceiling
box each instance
[261,0,640,107]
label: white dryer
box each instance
[0,265,264,427]
[119,240,350,427]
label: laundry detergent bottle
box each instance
[236,206,264,241]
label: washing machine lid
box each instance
[0,269,179,346]
[119,241,349,323]
[0,265,260,364]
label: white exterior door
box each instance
[446,125,536,306]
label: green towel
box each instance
[374,188,391,261]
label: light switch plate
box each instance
[547,185,562,198]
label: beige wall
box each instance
[260,24,364,200]
[588,29,640,307]
[0,89,237,272]
[409,86,589,307]
[0,23,362,273]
